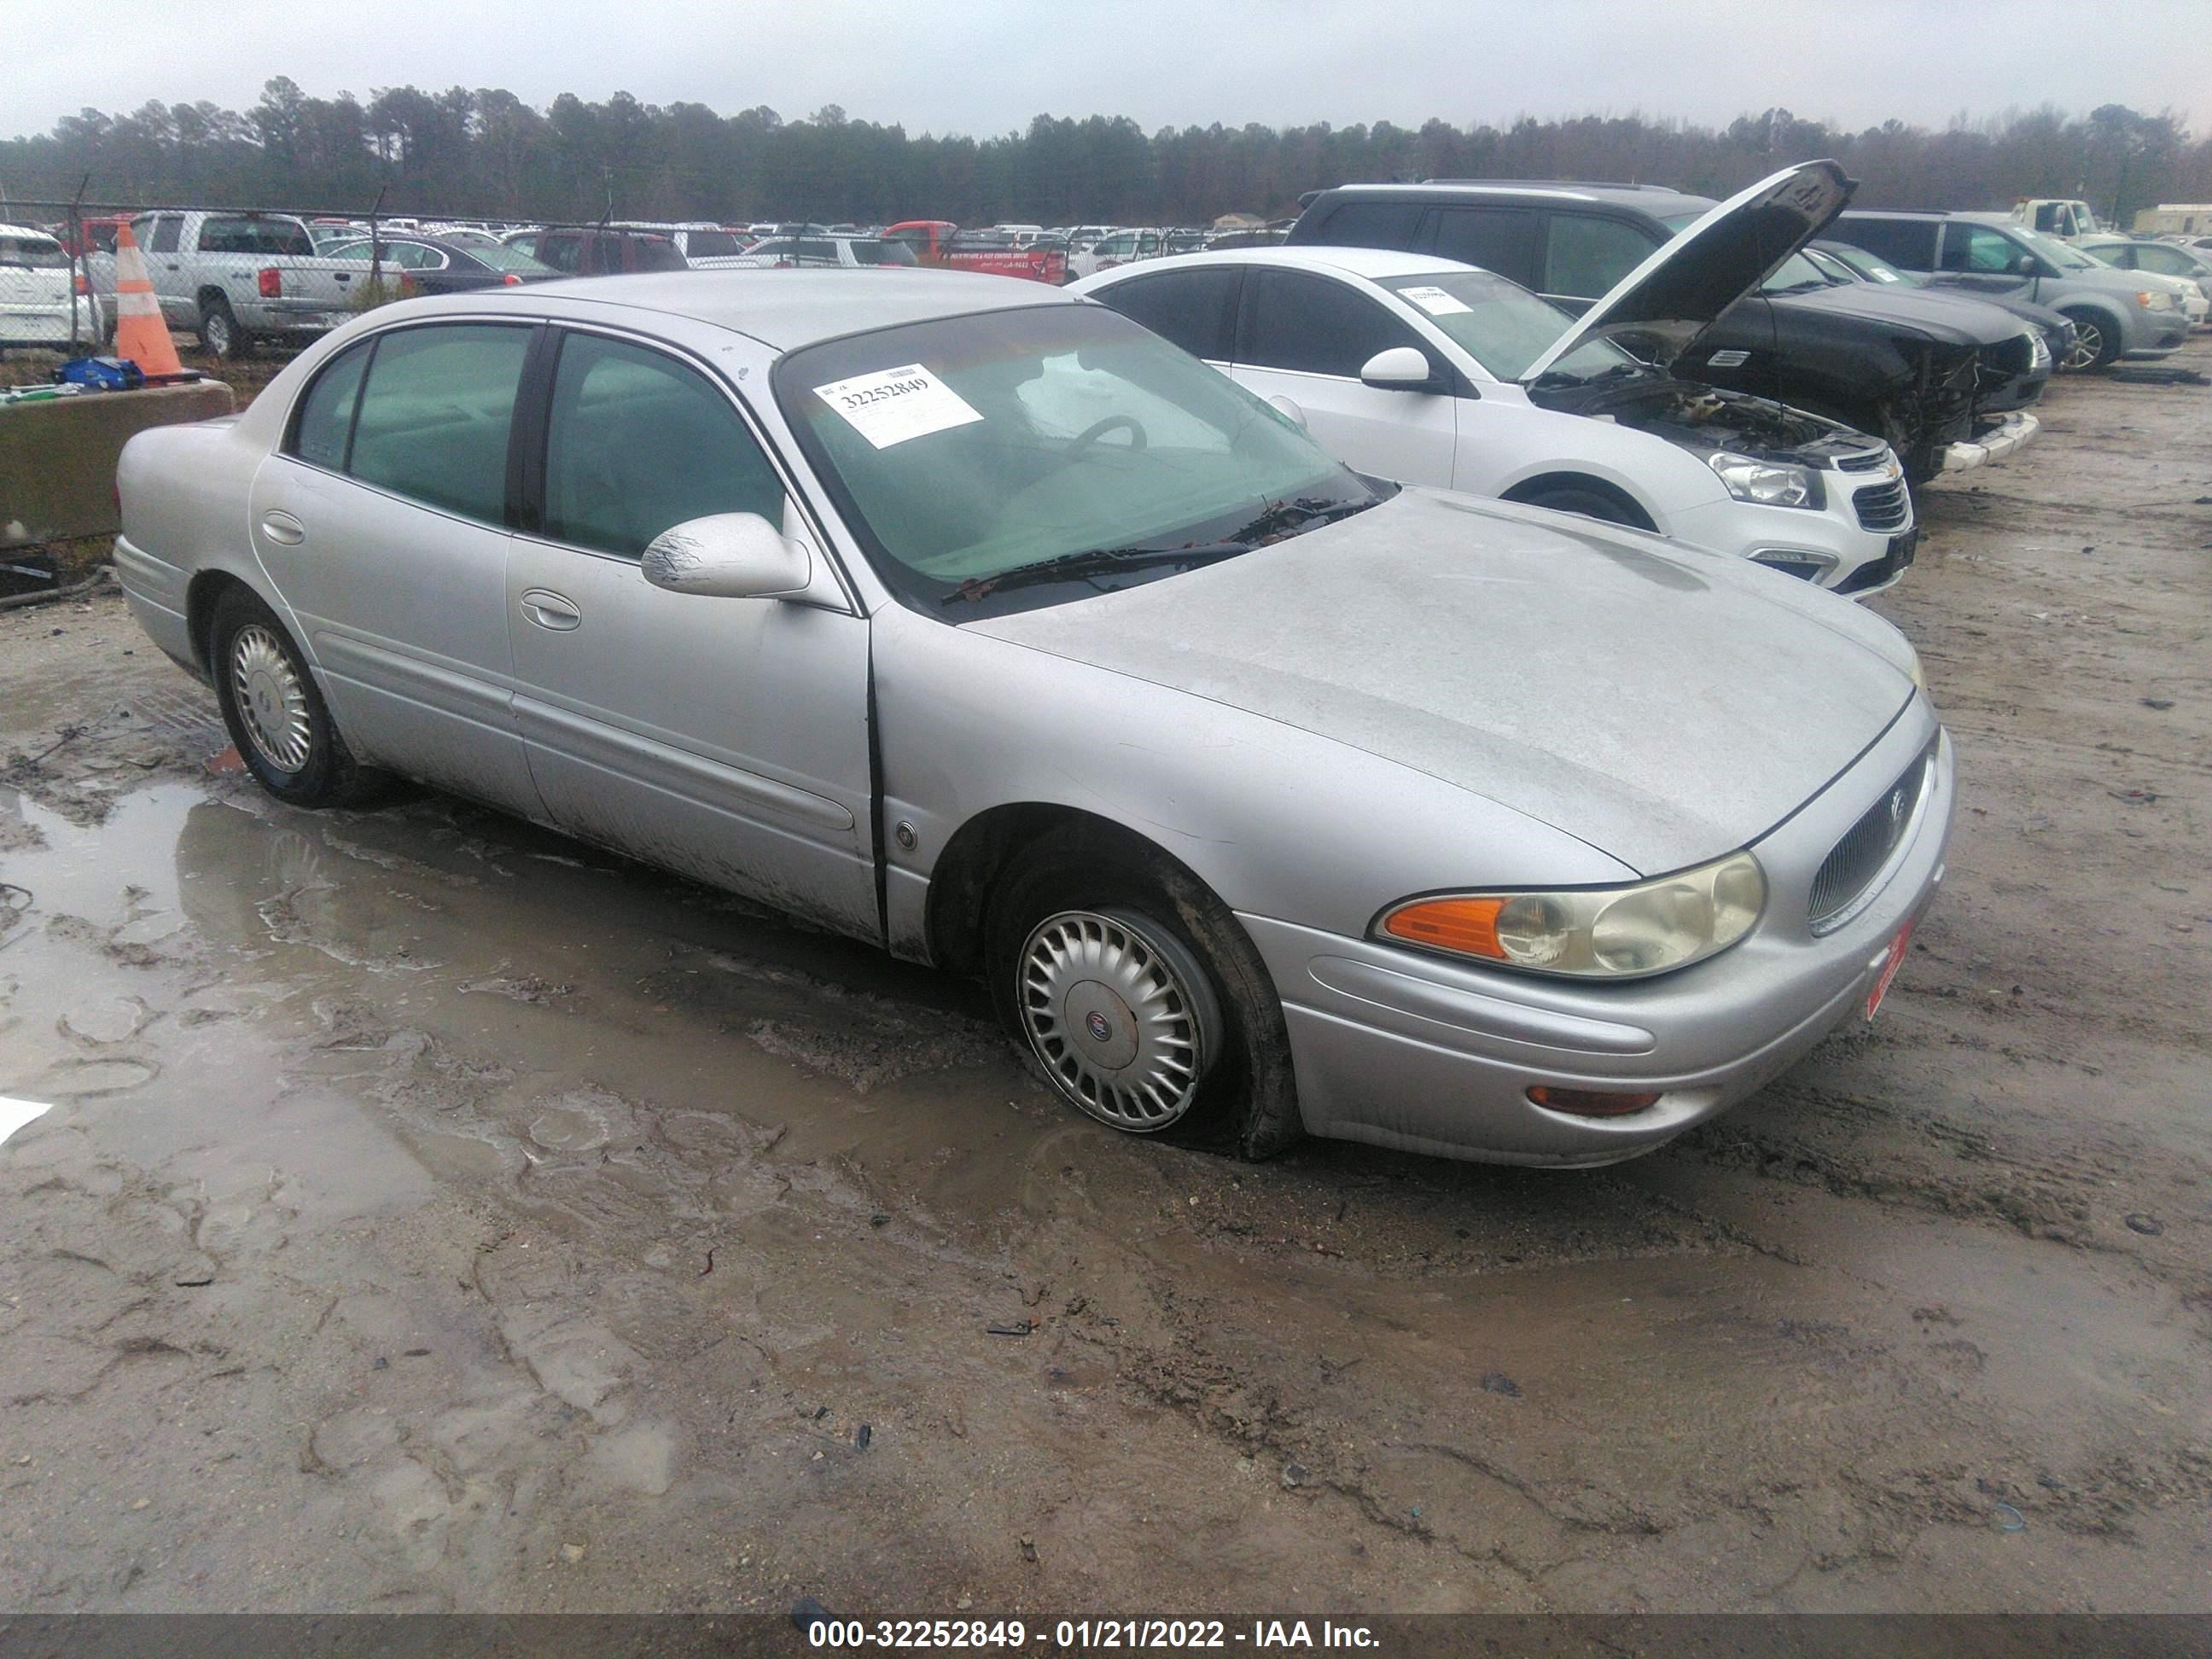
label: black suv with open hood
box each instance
[1289,164,2034,483]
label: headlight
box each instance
[1905,647,1927,694]
[1377,851,1767,980]
[2025,329,2050,370]
[2137,289,2175,311]
[1707,451,1824,509]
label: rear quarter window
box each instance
[1092,267,1242,360]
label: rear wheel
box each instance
[198,297,251,361]
[209,587,388,808]
[984,825,1301,1157]
[2057,309,2117,371]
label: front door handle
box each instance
[521,589,582,631]
[259,510,306,545]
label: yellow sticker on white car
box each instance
[1400,285,1473,316]
[813,364,984,449]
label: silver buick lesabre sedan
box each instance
[114,270,1953,1167]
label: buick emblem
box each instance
[1888,787,1909,828]
[1085,1010,1114,1044]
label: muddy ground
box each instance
[0,340,2208,1619]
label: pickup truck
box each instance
[883,222,1068,283]
[96,210,359,359]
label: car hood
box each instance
[1761,282,2022,346]
[968,488,1916,876]
[1523,160,1855,381]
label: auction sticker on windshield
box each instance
[1866,917,1914,1021]
[1400,285,1473,316]
[813,364,983,448]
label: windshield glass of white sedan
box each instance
[1377,271,1641,381]
[777,304,1375,606]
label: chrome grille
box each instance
[1810,753,1930,931]
[1854,478,1911,532]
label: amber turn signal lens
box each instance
[1526,1086,1662,1117]
[1381,896,1506,958]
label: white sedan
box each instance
[1074,246,1914,596]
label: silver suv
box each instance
[1831,210,2189,370]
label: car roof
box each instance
[425,268,1075,349]
[1089,245,1489,282]
[0,222,61,242]
[1310,180,1715,217]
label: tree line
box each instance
[3,79,2206,229]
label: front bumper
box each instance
[1667,466,1914,599]
[1946,410,2040,473]
[2122,309,2191,357]
[1244,711,1954,1166]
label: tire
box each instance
[1510,485,1644,527]
[984,824,1301,1158]
[2057,309,2119,371]
[208,586,388,808]
[198,297,251,361]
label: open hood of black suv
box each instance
[1522,160,1855,381]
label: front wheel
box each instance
[2057,310,2117,371]
[209,587,388,808]
[1510,485,1644,527]
[985,825,1301,1156]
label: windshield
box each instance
[1377,270,1641,382]
[1818,242,1920,286]
[2009,225,2095,271]
[1761,252,1837,294]
[775,303,1382,615]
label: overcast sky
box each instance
[7,0,2208,143]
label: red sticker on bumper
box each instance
[1866,918,1915,1021]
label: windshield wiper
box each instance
[942,495,1376,606]
[942,543,1247,604]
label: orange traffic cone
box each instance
[110,222,187,380]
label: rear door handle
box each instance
[521,589,581,631]
[259,510,306,545]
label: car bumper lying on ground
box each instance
[1946,410,2040,473]
[1244,714,1953,1167]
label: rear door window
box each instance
[1238,268,1428,377]
[684,230,744,259]
[1838,217,1940,270]
[1092,266,1242,360]
[1308,200,1423,252]
[148,215,183,254]
[1541,214,1661,300]
[535,235,583,273]
[1426,207,1540,286]
[540,333,784,557]
[346,324,533,523]
[1941,224,2024,274]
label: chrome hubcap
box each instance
[1018,908,1215,1132]
[2062,323,2100,370]
[230,624,312,773]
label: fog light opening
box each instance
[1527,1086,1663,1118]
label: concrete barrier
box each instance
[0,379,236,543]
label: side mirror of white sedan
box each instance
[1359,346,1439,392]
[642,511,813,599]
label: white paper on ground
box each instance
[1400,285,1474,316]
[0,1097,53,1148]
[812,364,984,449]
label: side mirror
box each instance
[642,511,812,599]
[1265,393,1307,429]
[1359,346,1438,391]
